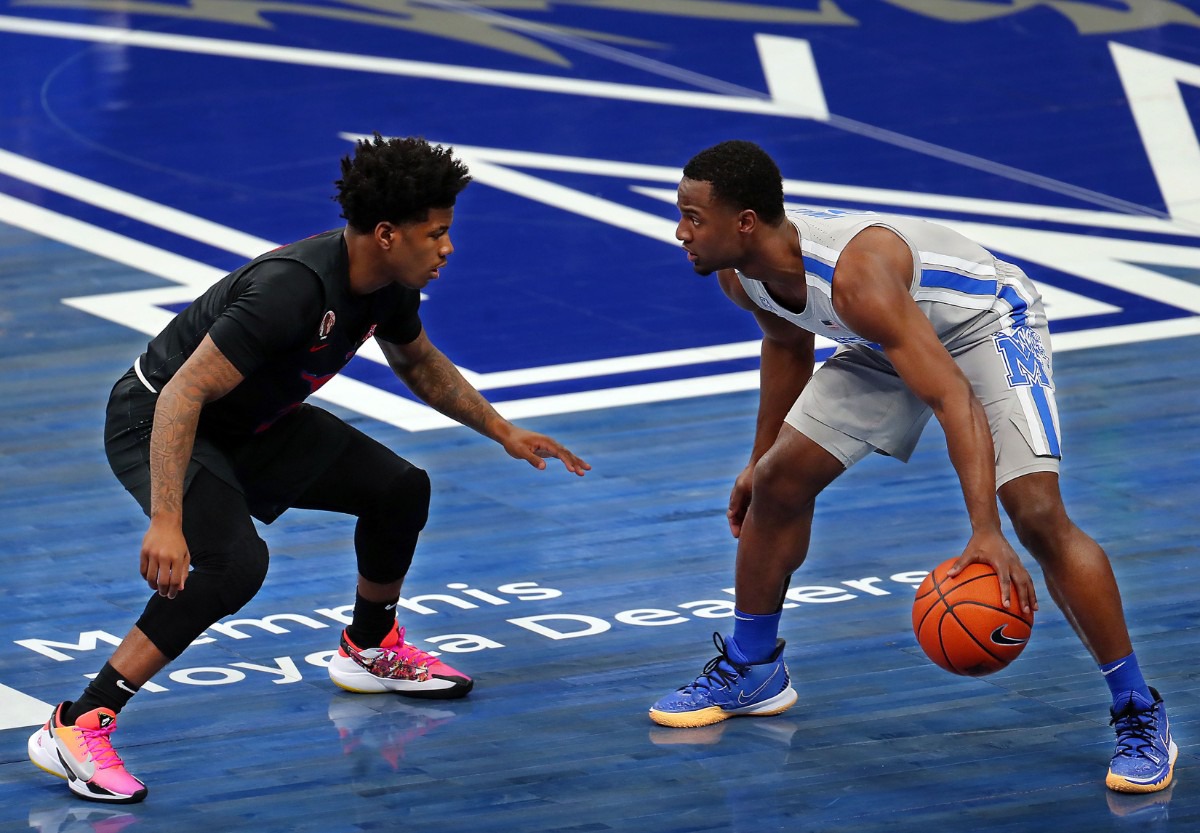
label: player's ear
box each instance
[737,209,758,234]
[374,221,395,249]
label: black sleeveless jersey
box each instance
[137,229,422,438]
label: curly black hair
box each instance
[334,133,472,232]
[683,140,784,225]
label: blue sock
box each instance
[1100,652,1152,704]
[729,608,782,665]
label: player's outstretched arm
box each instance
[378,332,590,476]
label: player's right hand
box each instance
[948,529,1038,615]
[140,514,191,599]
[727,463,755,538]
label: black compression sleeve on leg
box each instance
[292,428,430,585]
[134,469,269,659]
[352,464,429,584]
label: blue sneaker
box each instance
[649,633,797,728]
[1107,688,1178,793]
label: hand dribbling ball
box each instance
[912,558,1034,676]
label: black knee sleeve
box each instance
[136,532,269,660]
[217,532,270,613]
[354,465,430,584]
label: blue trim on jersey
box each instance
[919,269,997,296]
[998,284,1029,328]
[1031,383,1061,457]
[804,257,834,284]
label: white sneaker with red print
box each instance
[328,622,473,699]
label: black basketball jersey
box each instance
[137,229,421,438]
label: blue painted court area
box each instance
[2,1,1200,831]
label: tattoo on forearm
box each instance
[149,391,199,517]
[148,342,243,517]
[400,351,497,435]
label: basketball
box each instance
[912,558,1034,676]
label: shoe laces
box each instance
[679,633,747,693]
[1110,700,1160,758]
[387,628,440,665]
[78,723,125,771]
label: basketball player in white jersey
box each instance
[648,140,1174,794]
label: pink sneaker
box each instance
[328,623,473,698]
[28,703,147,803]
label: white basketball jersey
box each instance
[736,208,1044,354]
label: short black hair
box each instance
[683,140,784,225]
[334,133,472,232]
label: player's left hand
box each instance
[500,426,591,476]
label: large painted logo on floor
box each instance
[0,3,1198,430]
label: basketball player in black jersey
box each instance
[26,134,590,804]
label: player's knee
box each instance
[135,536,268,659]
[1007,499,1072,558]
[379,464,431,528]
[393,463,432,508]
[218,533,270,615]
[752,454,814,513]
[352,465,428,584]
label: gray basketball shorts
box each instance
[786,321,1062,490]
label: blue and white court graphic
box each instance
[1,3,1199,831]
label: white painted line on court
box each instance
[0,682,51,731]
[0,15,826,118]
[1111,43,1200,227]
[0,192,224,288]
[0,148,276,259]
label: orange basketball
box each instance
[912,558,1034,676]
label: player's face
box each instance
[675,178,742,276]
[389,207,456,289]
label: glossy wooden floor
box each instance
[2,2,1199,831]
